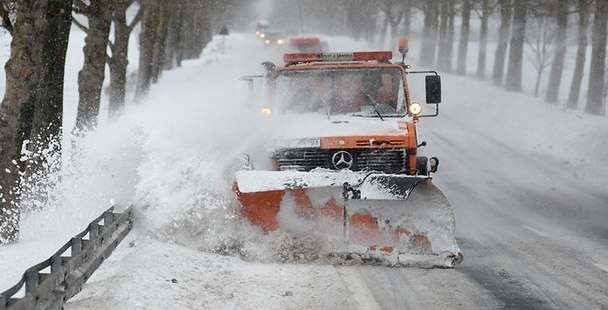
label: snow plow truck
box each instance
[234,40,463,268]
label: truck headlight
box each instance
[409,103,422,115]
[429,157,439,173]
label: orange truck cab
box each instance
[259,49,443,177]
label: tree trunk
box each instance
[585,0,608,115]
[445,1,455,72]
[457,0,472,75]
[75,1,114,131]
[0,0,72,244]
[136,0,161,98]
[108,1,133,117]
[420,0,439,67]
[379,13,389,47]
[150,2,170,83]
[437,0,450,70]
[535,70,543,97]
[505,0,527,92]
[567,0,590,109]
[492,0,512,85]
[476,0,491,79]
[31,0,71,145]
[545,0,569,104]
[0,0,43,242]
[172,1,186,68]
[402,1,411,37]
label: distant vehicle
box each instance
[255,20,270,38]
[261,31,287,47]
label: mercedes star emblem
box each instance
[332,151,354,170]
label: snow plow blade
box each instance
[235,170,463,268]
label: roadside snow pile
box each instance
[65,238,356,310]
[435,73,608,182]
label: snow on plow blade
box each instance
[234,170,463,268]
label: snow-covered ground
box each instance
[1,27,607,309]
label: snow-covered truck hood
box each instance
[266,114,409,147]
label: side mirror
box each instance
[261,61,276,74]
[425,75,442,104]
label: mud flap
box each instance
[235,170,463,267]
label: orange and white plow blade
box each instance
[235,170,463,268]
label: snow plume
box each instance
[46,34,325,263]
[3,33,398,283]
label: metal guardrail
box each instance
[0,206,134,310]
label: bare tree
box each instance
[137,0,216,98]
[475,0,495,79]
[108,0,143,116]
[136,0,161,98]
[457,0,472,75]
[375,0,405,45]
[437,0,455,72]
[545,0,569,104]
[492,0,512,85]
[505,0,527,92]
[401,0,412,37]
[420,0,440,67]
[585,0,608,115]
[525,14,557,97]
[567,0,591,109]
[73,0,115,131]
[343,0,377,41]
[1,0,72,244]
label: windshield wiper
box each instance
[320,97,331,120]
[363,92,384,121]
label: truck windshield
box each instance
[274,68,405,117]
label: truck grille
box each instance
[272,148,407,174]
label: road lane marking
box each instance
[524,226,550,238]
[593,263,608,273]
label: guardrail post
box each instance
[72,237,82,257]
[0,294,6,310]
[103,211,114,233]
[89,223,99,244]
[25,270,39,293]
[51,255,62,273]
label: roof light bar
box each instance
[284,51,393,64]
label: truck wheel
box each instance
[416,156,428,176]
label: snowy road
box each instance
[2,32,606,309]
[69,34,608,310]
[339,108,608,309]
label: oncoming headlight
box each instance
[277,39,284,45]
[409,103,422,115]
[264,39,271,44]
[261,107,272,116]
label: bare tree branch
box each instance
[128,6,143,33]
[0,2,13,35]
[72,15,88,32]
